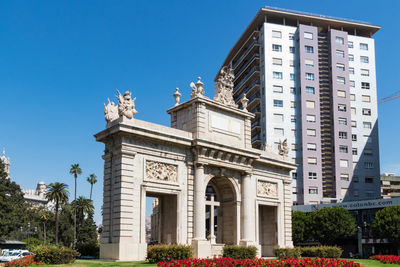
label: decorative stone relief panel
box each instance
[145,160,178,182]
[257,180,278,198]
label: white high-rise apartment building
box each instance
[217,7,380,204]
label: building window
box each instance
[337,90,346,98]
[352,148,358,155]
[336,36,344,45]
[290,87,296,94]
[340,159,349,168]
[306,100,315,109]
[338,118,347,125]
[305,45,314,53]
[361,82,370,89]
[361,69,370,76]
[350,94,356,101]
[304,32,313,40]
[364,149,373,156]
[353,175,359,182]
[290,60,295,67]
[363,122,372,129]
[360,56,369,63]
[336,50,345,58]
[351,120,357,127]
[340,174,349,181]
[360,43,369,50]
[305,73,315,80]
[338,104,347,112]
[364,135,372,143]
[273,113,284,122]
[349,54,354,61]
[350,80,355,87]
[289,33,295,40]
[307,129,316,136]
[364,162,373,169]
[365,176,374,183]
[273,99,283,107]
[274,128,284,136]
[272,44,282,52]
[273,72,283,79]
[272,30,282,38]
[348,41,354,48]
[341,188,348,196]
[351,107,356,115]
[309,187,318,194]
[291,101,296,108]
[339,145,348,153]
[362,108,371,116]
[339,131,348,139]
[337,76,345,84]
[292,129,297,137]
[307,143,317,151]
[349,67,355,74]
[306,86,315,94]
[306,115,316,122]
[308,157,317,165]
[290,73,295,81]
[291,115,296,123]
[272,58,282,65]
[362,95,371,102]
[305,59,314,67]
[308,172,317,179]
[336,63,345,71]
[273,85,283,93]
[289,46,295,53]
[352,134,357,141]
[292,172,297,180]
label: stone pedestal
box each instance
[192,239,211,259]
[100,242,147,261]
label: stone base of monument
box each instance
[100,243,147,261]
[239,240,262,257]
[192,239,211,259]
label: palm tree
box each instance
[46,182,69,245]
[86,174,97,200]
[40,210,49,244]
[69,163,82,248]
[72,196,94,225]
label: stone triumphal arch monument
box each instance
[95,67,296,260]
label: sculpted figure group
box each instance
[104,90,137,123]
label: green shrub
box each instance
[76,241,99,258]
[147,244,192,263]
[300,246,342,258]
[223,245,257,259]
[274,247,301,259]
[32,245,80,264]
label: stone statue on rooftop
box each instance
[214,66,237,108]
[104,98,119,123]
[190,77,205,98]
[116,90,138,119]
[278,139,289,159]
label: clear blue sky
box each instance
[1,0,399,224]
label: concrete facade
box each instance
[217,7,381,204]
[95,81,296,260]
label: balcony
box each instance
[234,80,260,102]
[233,66,260,96]
[247,94,261,110]
[233,53,260,83]
[232,40,261,70]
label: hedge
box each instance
[222,245,257,259]
[147,244,192,263]
[274,246,342,259]
[32,245,80,264]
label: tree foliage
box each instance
[292,210,312,245]
[46,182,69,244]
[309,207,357,245]
[371,205,400,246]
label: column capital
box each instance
[195,162,205,169]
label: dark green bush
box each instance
[300,246,342,258]
[76,241,99,258]
[274,247,302,259]
[147,244,192,263]
[222,245,257,259]
[32,245,80,264]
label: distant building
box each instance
[1,148,10,178]
[22,181,51,208]
[381,173,400,198]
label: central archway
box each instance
[205,176,238,245]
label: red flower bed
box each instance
[371,255,400,264]
[158,257,361,267]
[4,255,43,267]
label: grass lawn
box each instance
[35,258,400,267]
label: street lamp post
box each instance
[20,223,37,251]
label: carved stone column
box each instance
[240,172,256,246]
[193,163,206,240]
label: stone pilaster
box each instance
[240,172,256,246]
[283,180,293,247]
